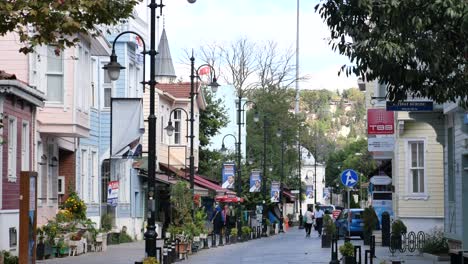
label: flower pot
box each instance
[176,242,188,254]
[321,234,331,248]
[341,255,356,264]
[36,241,45,260]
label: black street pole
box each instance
[298,137,304,229]
[144,0,162,257]
[314,132,317,205]
[279,140,285,233]
[236,96,243,240]
[262,117,268,236]
[189,55,196,217]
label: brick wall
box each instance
[58,149,75,204]
[2,94,34,210]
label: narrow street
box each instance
[37,228,444,264]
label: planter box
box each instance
[341,256,356,264]
[422,253,450,262]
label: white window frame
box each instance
[46,46,64,104]
[90,149,98,203]
[405,138,429,200]
[90,57,98,109]
[57,176,65,195]
[80,148,88,203]
[174,110,182,145]
[76,45,91,112]
[47,144,56,205]
[36,140,43,206]
[101,61,112,110]
[0,100,4,208]
[21,121,30,171]
[7,116,17,182]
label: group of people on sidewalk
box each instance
[304,205,325,237]
[211,203,236,239]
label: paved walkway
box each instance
[37,228,448,264]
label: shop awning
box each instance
[282,190,296,202]
[215,195,244,203]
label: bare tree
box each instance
[256,41,297,91]
[220,38,257,98]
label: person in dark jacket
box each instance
[211,204,225,244]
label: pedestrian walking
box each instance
[211,203,225,244]
[304,206,314,237]
[315,205,324,237]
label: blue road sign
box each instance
[341,169,359,188]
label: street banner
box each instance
[270,181,280,203]
[107,181,119,206]
[367,109,394,135]
[221,163,236,189]
[323,187,330,200]
[249,170,262,192]
[111,98,144,158]
[306,185,314,199]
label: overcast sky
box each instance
[137,0,357,91]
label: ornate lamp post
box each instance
[165,57,218,217]
[275,128,285,233]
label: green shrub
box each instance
[339,241,355,257]
[363,207,379,241]
[323,214,336,236]
[391,220,407,235]
[421,227,449,255]
[241,226,251,236]
[230,228,238,237]
[101,213,113,232]
[2,250,19,264]
[119,231,133,243]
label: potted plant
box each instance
[36,228,46,260]
[391,220,407,250]
[142,256,159,264]
[362,207,379,245]
[322,214,336,248]
[241,226,251,241]
[339,241,355,264]
[230,228,238,243]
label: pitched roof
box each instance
[155,28,176,79]
[157,82,192,99]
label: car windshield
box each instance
[351,211,362,219]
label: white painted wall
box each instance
[0,210,19,255]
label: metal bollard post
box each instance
[212,233,217,248]
[370,235,376,258]
[354,245,361,264]
[219,232,224,246]
[171,241,176,262]
[163,246,169,264]
[203,236,209,249]
[364,250,373,264]
[330,235,339,264]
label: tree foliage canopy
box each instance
[0,0,140,53]
[316,0,468,105]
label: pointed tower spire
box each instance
[155,27,176,83]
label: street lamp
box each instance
[276,128,286,233]
[220,133,241,240]
[103,0,162,257]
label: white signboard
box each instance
[291,190,300,194]
[368,137,395,152]
[107,181,119,206]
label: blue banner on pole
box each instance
[270,181,280,203]
[249,170,262,192]
[221,163,236,189]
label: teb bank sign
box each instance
[367,109,394,135]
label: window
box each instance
[47,144,55,202]
[129,64,135,97]
[7,117,17,182]
[409,141,425,193]
[21,121,30,170]
[103,63,112,109]
[57,176,65,194]
[448,127,455,202]
[174,110,181,144]
[9,227,17,248]
[46,46,64,102]
[81,149,88,203]
[90,58,97,108]
[91,151,98,203]
[76,45,90,110]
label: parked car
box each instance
[335,208,381,239]
[335,208,364,238]
[317,204,335,215]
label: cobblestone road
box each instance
[37,227,447,264]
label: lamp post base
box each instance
[298,214,304,229]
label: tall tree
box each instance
[0,0,139,53]
[197,87,229,178]
[316,0,468,105]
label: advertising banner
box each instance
[249,170,262,192]
[221,163,236,189]
[323,187,330,200]
[107,181,119,206]
[367,109,394,135]
[111,98,144,158]
[270,181,280,203]
[306,185,314,199]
